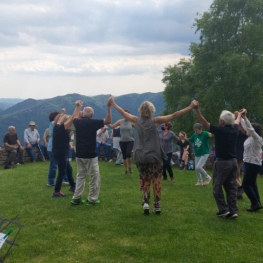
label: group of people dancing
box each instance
[41,96,262,218]
[3,93,262,218]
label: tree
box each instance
[162,59,197,135]
[163,0,263,132]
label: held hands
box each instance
[107,96,114,106]
[239,108,247,117]
[190,100,199,109]
[75,100,83,107]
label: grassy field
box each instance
[0,161,263,263]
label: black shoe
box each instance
[69,186,75,193]
[216,211,230,217]
[247,203,263,212]
[4,165,12,169]
[226,213,238,219]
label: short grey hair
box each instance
[8,126,15,131]
[83,107,94,118]
[220,110,235,125]
[193,123,202,130]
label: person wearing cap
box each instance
[189,123,213,186]
[24,121,45,162]
[3,126,25,169]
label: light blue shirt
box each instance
[24,127,40,144]
[47,121,54,152]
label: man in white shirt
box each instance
[24,121,45,162]
[96,126,109,161]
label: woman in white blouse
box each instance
[241,109,263,212]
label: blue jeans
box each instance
[96,142,108,159]
[68,148,76,159]
[26,143,45,161]
[48,151,69,185]
[54,154,75,193]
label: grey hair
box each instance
[193,123,202,130]
[138,101,155,118]
[8,126,15,131]
[83,107,94,118]
[220,110,235,125]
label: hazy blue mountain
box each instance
[0,98,24,110]
[0,92,164,146]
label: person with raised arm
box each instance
[108,96,197,214]
[71,99,112,205]
[240,109,263,212]
[195,104,243,219]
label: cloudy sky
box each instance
[0,0,212,99]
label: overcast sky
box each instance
[0,0,213,100]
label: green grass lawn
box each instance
[0,161,263,263]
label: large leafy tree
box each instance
[163,0,263,135]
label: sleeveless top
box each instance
[120,120,134,142]
[133,117,166,165]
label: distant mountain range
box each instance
[0,92,164,146]
[0,98,25,111]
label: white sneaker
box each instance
[108,159,113,162]
[203,176,211,185]
[143,203,150,214]
[195,181,203,186]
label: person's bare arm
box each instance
[154,100,198,125]
[104,98,112,125]
[195,105,210,130]
[72,100,83,121]
[108,96,137,125]
[108,120,122,129]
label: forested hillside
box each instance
[0,92,164,145]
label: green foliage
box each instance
[163,0,263,132]
[1,162,263,263]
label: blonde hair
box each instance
[58,114,71,124]
[138,101,155,118]
[179,131,188,141]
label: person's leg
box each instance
[114,148,123,164]
[162,158,167,180]
[196,154,211,185]
[194,156,203,184]
[54,155,67,194]
[47,151,57,185]
[151,164,162,213]
[26,146,35,162]
[120,141,128,173]
[182,151,189,169]
[96,142,101,159]
[137,163,151,206]
[65,159,75,188]
[126,141,134,173]
[73,158,87,200]
[4,150,15,168]
[223,159,238,215]
[103,143,109,160]
[68,148,73,161]
[87,157,101,202]
[242,163,261,206]
[213,160,232,214]
[165,152,174,181]
[17,149,24,164]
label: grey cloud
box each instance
[0,0,211,52]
